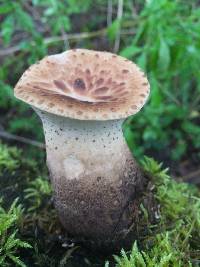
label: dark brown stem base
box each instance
[49,158,157,253]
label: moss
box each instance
[0,142,20,175]
[111,157,200,267]
[0,198,32,267]
[0,143,199,266]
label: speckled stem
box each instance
[35,108,145,247]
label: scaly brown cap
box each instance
[14,49,150,120]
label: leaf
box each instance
[157,38,170,72]
[137,52,147,69]
[54,16,71,33]
[140,203,149,220]
[0,3,13,14]
[1,15,14,45]
[149,75,163,107]
[120,45,142,58]
[44,7,56,16]
[107,19,121,41]
[8,254,27,267]
[15,7,34,32]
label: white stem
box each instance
[37,109,129,183]
[34,108,144,243]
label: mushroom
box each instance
[14,49,150,249]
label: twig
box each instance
[129,0,137,18]
[0,131,45,149]
[0,29,107,57]
[0,27,137,57]
[120,29,136,35]
[107,0,113,27]
[176,169,200,184]
[61,27,70,50]
[114,0,123,53]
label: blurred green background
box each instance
[0,0,200,182]
[0,1,200,266]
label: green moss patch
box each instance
[0,143,199,267]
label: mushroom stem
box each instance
[35,108,145,247]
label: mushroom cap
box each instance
[14,49,150,120]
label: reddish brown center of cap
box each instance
[73,78,86,91]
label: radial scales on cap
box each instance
[14,49,150,120]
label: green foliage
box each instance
[0,142,20,175]
[0,81,43,142]
[0,199,31,267]
[141,156,170,183]
[113,238,179,267]
[121,0,200,161]
[108,157,200,267]
[24,176,52,212]
[0,141,200,266]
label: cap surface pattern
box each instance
[14,49,150,120]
